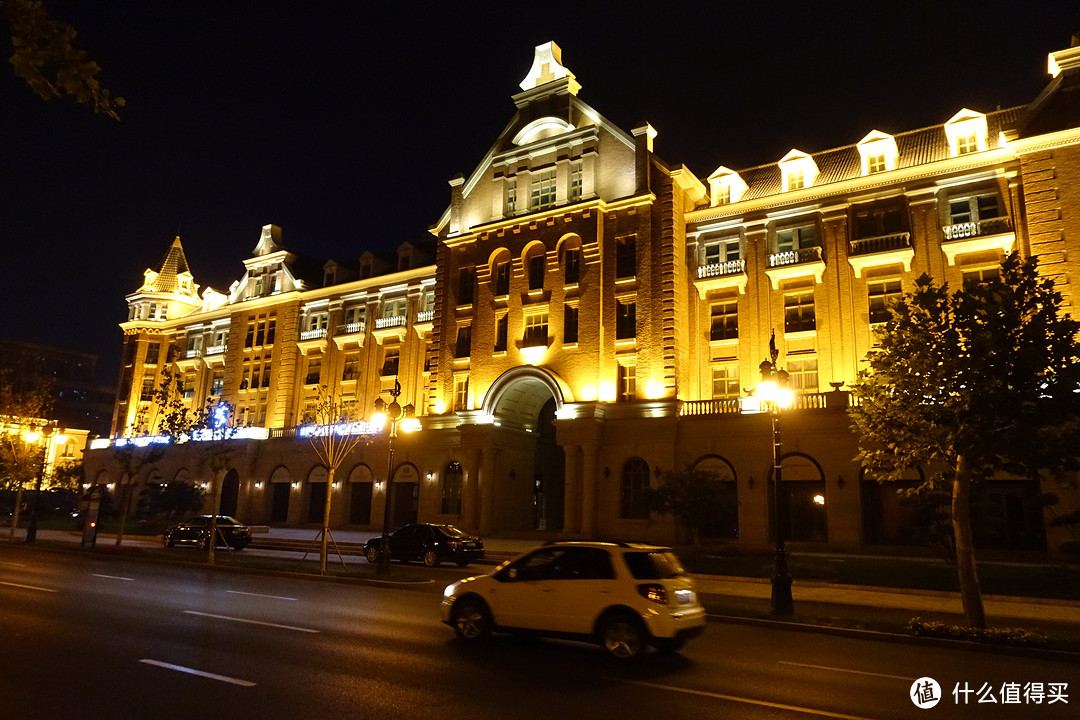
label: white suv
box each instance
[441,541,706,660]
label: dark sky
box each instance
[1,1,1076,383]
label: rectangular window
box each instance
[616,299,636,340]
[962,266,1001,286]
[182,375,195,400]
[957,132,979,155]
[855,204,905,239]
[382,297,407,319]
[616,236,636,278]
[564,248,580,285]
[305,357,321,385]
[261,362,272,388]
[866,153,887,173]
[342,351,360,381]
[949,194,1000,225]
[787,170,805,190]
[145,342,160,365]
[868,280,902,324]
[617,363,636,403]
[210,371,224,397]
[494,315,508,352]
[528,254,545,290]
[776,224,817,252]
[453,376,469,411]
[140,378,155,402]
[569,162,582,201]
[307,312,328,332]
[494,261,510,296]
[715,184,731,205]
[711,364,740,399]
[458,268,475,305]
[563,304,579,344]
[523,312,548,347]
[381,347,399,376]
[787,358,819,393]
[784,291,816,333]
[530,168,557,210]
[455,325,472,358]
[342,305,366,331]
[506,183,517,214]
[710,300,738,341]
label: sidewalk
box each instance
[20,526,1080,628]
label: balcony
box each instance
[299,328,328,341]
[847,232,914,278]
[205,344,226,356]
[184,348,202,359]
[764,246,825,289]
[694,258,747,298]
[679,390,854,417]
[335,321,366,336]
[416,309,434,323]
[374,315,407,330]
[941,216,1014,266]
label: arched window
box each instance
[442,461,463,515]
[619,457,650,519]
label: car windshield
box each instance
[215,516,242,526]
[437,525,471,538]
[622,551,686,579]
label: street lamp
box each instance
[757,331,794,615]
[23,423,67,544]
[371,380,420,577]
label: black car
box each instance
[163,515,252,550]
[364,524,484,567]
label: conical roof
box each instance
[149,236,191,293]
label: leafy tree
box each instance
[641,466,733,548]
[1,0,123,119]
[850,252,1080,628]
[150,367,242,565]
[299,385,372,574]
[0,367,53,541]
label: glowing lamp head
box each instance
[24,429,42,444]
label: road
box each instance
[0,546,1076,720]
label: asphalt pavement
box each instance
[13,525,1076,630]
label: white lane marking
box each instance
[92,573,135,581]
[0,581,56,593]
[227,590,297,601]
[140,659,256,687]
[183,610,319,633]
[779,660,913,681]
[617,679,877,720]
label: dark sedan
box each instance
[364,523,484,567]
[163,515,252,550]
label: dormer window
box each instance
[944,110,988,157]
[707,167,748,206]
[778,150,818,192]
[857,131,898,175]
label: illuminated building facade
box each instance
[86,41,1080,553]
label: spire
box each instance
[148,236,192,293]
[518,41,579,95]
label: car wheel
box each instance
[423,549,440,568]
[652,636,687,654]
[599,614,647,661]
[364,545,379,563]
[451,598,491,641]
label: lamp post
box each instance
[371,380,420,577]
[757,331,794,615]
[23,423,67,544]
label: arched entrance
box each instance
[481,367,569,532]
[220,469,240,518]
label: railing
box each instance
[849,232,911,256]
[335,321,365,336]
[416,309,434,323]
[375,315,407,330]
[942,216,1012,241]
[205,344,226,356]
[697,258,746,279]
[299,328,328,341]
[184,348,202,359]
[767,246,822,268]
[679,390,853,416]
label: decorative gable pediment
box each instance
[856,130,898,175]
[778,150,819,191]
[944,109,988,157]
[706,166,748,205]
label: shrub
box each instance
[905,618,1049,647]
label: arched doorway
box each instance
[220,469,240,518]
[769,452,828,542]
[481,367,569,532]
[691,454,739,540]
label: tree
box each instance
[0,368,53,542]
[299,385,372,574]
[641,466,733,548]
[1,0,123,119]
[850,252,1080,628]
[151,368,241,565]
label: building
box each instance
[85,40,1080,554]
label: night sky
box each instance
[1,1,1075,383]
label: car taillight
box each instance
[448,540,462,548]
[637,583,668,605]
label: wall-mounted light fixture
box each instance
[837,475,845,490]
